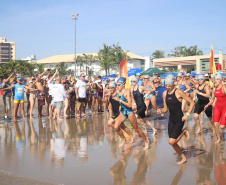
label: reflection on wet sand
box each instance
[0,110,226,184]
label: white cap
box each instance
[165,75,175,85]
[215,74,223,81]
[197,75,205,80]
[177,72,183,77]
[131,76,138,82]
[205,74,209,77]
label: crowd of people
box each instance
[1,69,226,164]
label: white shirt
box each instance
[75,80,86,98]
[49,83,68,102]
[47,80,55,96]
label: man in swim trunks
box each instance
[157,75,195,164]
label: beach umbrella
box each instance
[128,68,143,77]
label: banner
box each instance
[209,45,216,75]
[119,58,130,89]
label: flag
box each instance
[216,63,222,71]
[209,45,216,75]
[119,58,130,89]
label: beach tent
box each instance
[128,68,143,77]
[160,72,178,79]
[190,72,197,76]
[105,74,118,78]
[141,67,165,76]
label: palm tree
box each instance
[56,62,69,75]
[98,44,115,75]
[152,50,165,58]
[5,60,19,73]
[76,56,85,75]
[36,64,46,74]
[112,42,129,70]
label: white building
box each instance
[21,55,36,63]
[36,52,146,76]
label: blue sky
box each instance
[1,0,226,60]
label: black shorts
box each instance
[78,98,86,103]
[136,104,146,119]
[168,117,185,139]
[49,95,52,104]
[194,102,212,118]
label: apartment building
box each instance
[0,37,15,64]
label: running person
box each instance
[205,74,226,144]
[108,82,134,147]
[157,75,195,164]
[114,77,150,149]
[130,76,157,136]
[142,75,157,115]
[193,75,215,134]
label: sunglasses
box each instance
[81,76,85,77]
[144,78,149,79]
[109,87,114,89]
[117,84,122,86]
[131,81,137,83]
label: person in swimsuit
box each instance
[3,77,38,120]
[130,76,157,137]
[174,73,191,112]
[103,84,110,112]
[113,77,150,149]
[142,75,157,115]
[91,83,99,114]
[97,80,104,112]
[86,77,93,114]
[157,75,195,164]
[193,75,215,134]
[108,82,134,147]
[205,74,226,143]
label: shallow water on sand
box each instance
[0,101,226,185]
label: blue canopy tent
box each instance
[105,74,118,78]
[128,68,143,77]
[160,72,178,79]
[101,77,109,81]
[190,72,197,76]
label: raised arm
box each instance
[49,69,59,83]
[4,72,14,84]
[2,85,14,90]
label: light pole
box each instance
[72,13,79,77]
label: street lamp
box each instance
[72,13,79,77]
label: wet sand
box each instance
[0,97,226,185]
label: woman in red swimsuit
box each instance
[205,74,226,143]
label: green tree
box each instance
[112,42,128,69]
[76,56,85,74]
[36,64,46,74]
[152,50,165,58]
[56,62,69,76]
[98,44,115,75]
[168,45,203,57]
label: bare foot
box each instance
[64,115,69,119]
[81,114,87,117]
[144,139,150,150]
[130,135,135,143]
[57,118,64,122]
[30,116,34,120]
[23,117,27,120]
[195,129,201,134]
[184,130,190,140]
[215,139,221,144]
[177,157,187,165]
[119,140,126,148]
[152,129,157,136]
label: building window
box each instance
[140,60,145,65]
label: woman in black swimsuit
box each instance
[158,75,195,164]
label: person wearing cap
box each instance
[113,77,150,149]
[193,74,215,134]
[142,75,157,115]
[157,75,195,164]
[1,72,15,120]
[174,72,191,112]
[49,76,68,121]
[75,73,87,117]
[2,77,38,120]
[205,74,226,143]
[130,76,157,136]
[107,81,134,146]
[184,73,195,95]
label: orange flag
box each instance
[209,45,216,75]
[119,58,130,89]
